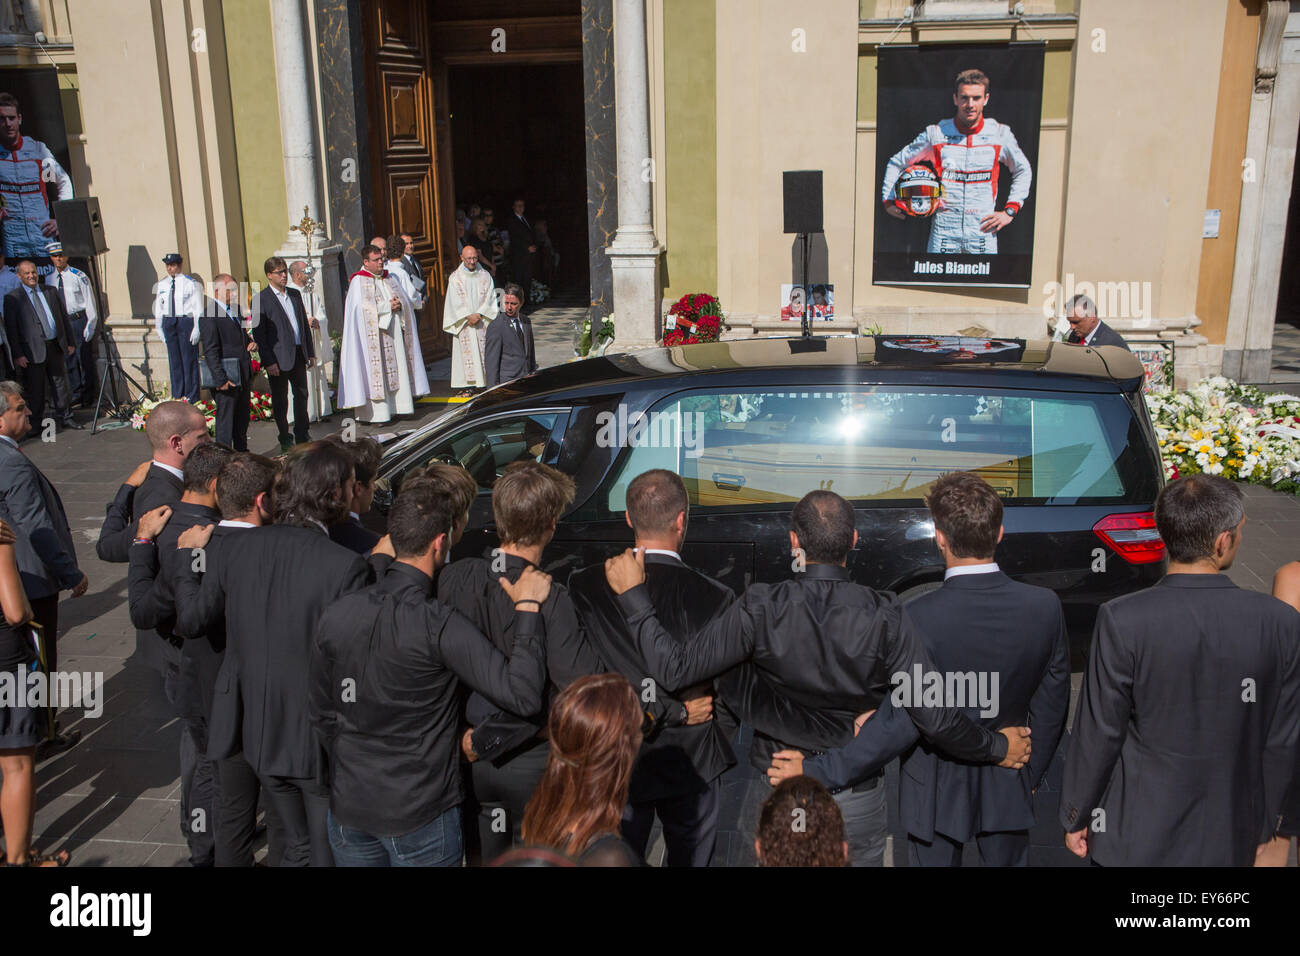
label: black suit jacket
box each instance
[201,301,254,389]
[254,286,314,372]
[96,465,185,564]
[506,215,535,270]
[127,500,223,716]
[1060,574,1300,866]
[173,523,372,778]
[3,283,72,365]
[437,554,603,763]
[805,571,1070,842]
[570,553,738,801]
[1088,321,1130,351]
[329,516,380,555]
[483,313,536,387]
[617,563,1009,771]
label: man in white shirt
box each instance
[46,243,98,406]
[152,253,204,402]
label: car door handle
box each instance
[712,473,746,490]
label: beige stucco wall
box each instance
[67,0,244,353]
[715,0,861,322]
[1059,0,1226,327]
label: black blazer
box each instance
[569,553,738,802]
[201,300,254,389]
[3,283,72,364]
[617,563,1009,771]
[1089,321,1130,351]
[254,286,314,372]
[506,215,535,270]
[127,500,223,716]
[173,523,372,778]
[1061,574,1300,866]
[96,465,184,564]
[483,313,536,387]
[805,571,1070,843]
[328,516,380,555]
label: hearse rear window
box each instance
[606,387,1154,510]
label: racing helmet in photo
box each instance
[892,161,945,218]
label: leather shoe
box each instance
[61,419,85,430]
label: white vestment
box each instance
[443,263,498,388]
[387,260,424,310]
[287,279,333,424]
[337,269,430,423]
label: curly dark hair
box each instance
[271,440,353,528]
[756,776,848,867]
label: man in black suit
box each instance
[569,469,734,867]
[254,255,315,452]
[437,461,605,863]
[323,434,382,554]
[400,232,425,296]
[505,198,537,293]
[769,473,1070,866]
[312,471,553,867]
[1062,293,1129,350]
[484,283,536,388]
[604,490,1032,867]
[203,274,255,451]
[173,441,371,866]
[2,259,78,429]
[1061,474,1300,866]
[127,441,234,867]
[95,401,209,564]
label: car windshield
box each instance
[606,386,1156,510]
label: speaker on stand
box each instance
[782,171,823,338]
[51,198,146,433]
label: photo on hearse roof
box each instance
[607,386,1156,510]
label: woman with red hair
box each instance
[521,673,643,866]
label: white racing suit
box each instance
[881,117,1031,255]
[0,135,73,259]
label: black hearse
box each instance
[372,335,1166,658]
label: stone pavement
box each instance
[7,333,1300,866]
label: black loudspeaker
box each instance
[783,170,823,234]
[52,197,108,257]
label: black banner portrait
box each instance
[874,42,1044,289]
[0,67,74,273]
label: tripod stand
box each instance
[86,255,150,434]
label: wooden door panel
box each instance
[363,0,449,360]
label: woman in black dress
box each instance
[0,517,68,865]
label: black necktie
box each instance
[57,271,64,297]
[169,278,176,317]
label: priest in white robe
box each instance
[443,244,497,393]
[337,244,430,424]
[288,260,334,425]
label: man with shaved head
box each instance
[95,399,209,564]
[202,273,254,450]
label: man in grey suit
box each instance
[2,259,79,429]
[0,380,87,749]
[1061,474,1300,865]
[483,283,536,388]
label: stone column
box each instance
[269,0,343,374]
[605,0,662,350]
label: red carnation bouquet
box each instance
[663,292,723,347]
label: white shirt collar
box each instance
[153,460,184,481]
[642,548,682,561]
[0,434,17,449]
[307,518,328,535]
[348,512,361,523]
[944,562,1000,580]
[218,520,256,528]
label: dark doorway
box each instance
[448,63,589,300]
[1276,109,1300,330]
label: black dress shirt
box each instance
[436,554,603,762]
[311,558,548,835]
[617,563,1009,770]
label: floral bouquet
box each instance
[576,315,615,357]
[663,293,723,347]
[1145,377,1300,493]
[530,279,551,306]
[250,392,275,423]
